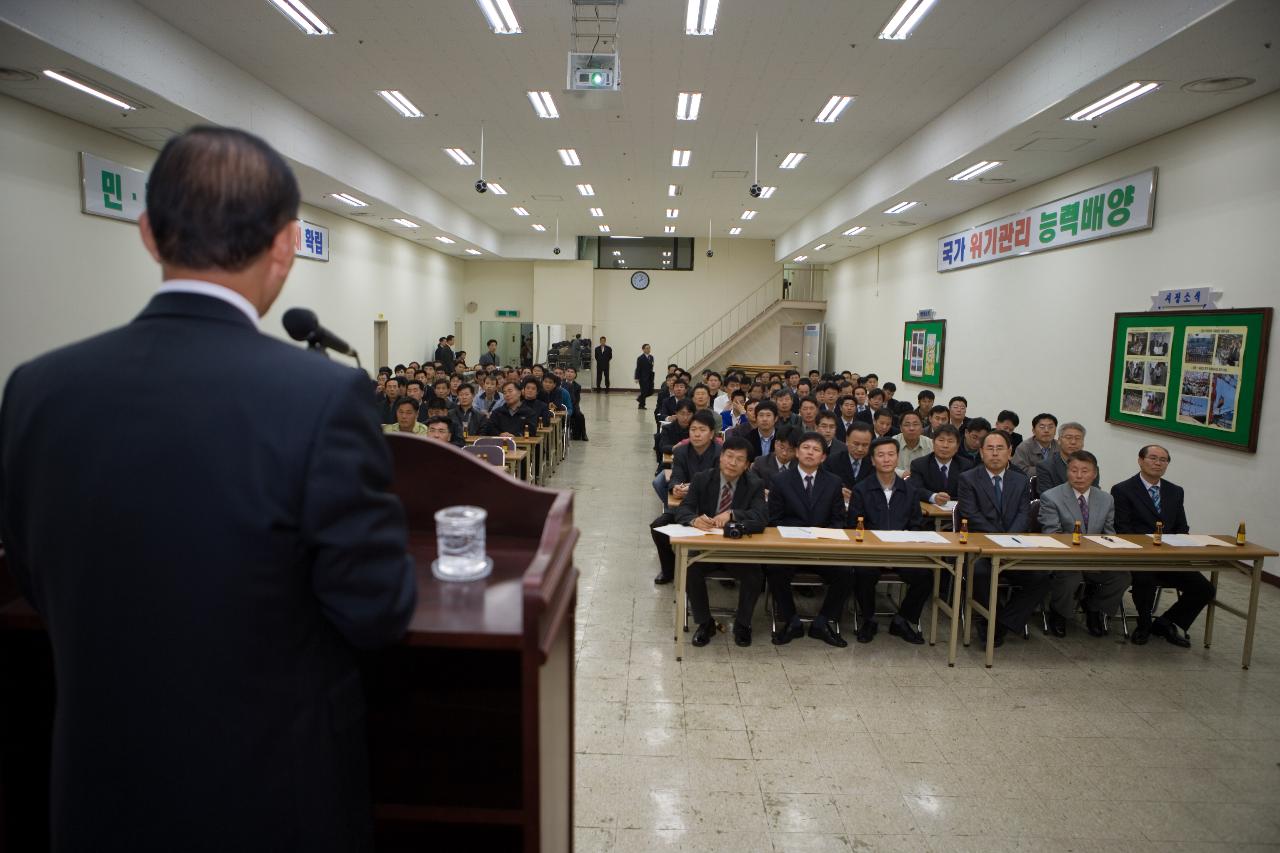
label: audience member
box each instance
[384,398,429,435]
[910,424,970,506]
[483,381,536,437]
[1011,413,1059,475]
[1036,422,1097,492]
[894,411,933,469]
[750,425,798,490]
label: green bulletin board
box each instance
[902,320,946,388]
[1106,308,1272,452]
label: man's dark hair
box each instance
[690,410,718,431]
[773,424,799,447]
[425,415,452,429]
[1032,412,1059,428]
[948,395,968,406]
[874,409,894,422]
[722,436,752,456]
[395,397,419,412]
[864,373,879,381]
[817,411,838,426]
[967,417,992,433]
[932,424,961,441]
[868,388,885,400]
[755,400,778,418]
[432,378,449,390]
[384,376,401,389]
[424,396,450,412]
[868,436,899,457]
[785,370,799,379]
[929,404,948,417]
[1068,450,1099,468]
[883,381,897,392]
[405,379,424,392]
[1138,444,1171,461]
[917,390,935,402]
[674,399,697,415]
[997,410,1020,426]
[673,378,689,389]
[378,366,392,377]
[900,411,922,425]
[146,126,300,271]
[985,429,1012,449]
[846,421,873,438]
[456,382,475,395]
[730,388,746,400]
[798,395,820,410]
[394,364,406,372]
[691,383,711,397]
[541,374,560,388]
[487,339,498,346]
[706,371,722,382]
[445,335,455,342]
[520,377,539,390]
[797,431,827,453]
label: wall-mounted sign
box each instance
[295,220,329,261]
[495,309,521,318]
[80,152,147,223]
[916,309,935,321]
[1151,287,1221,311]
[937,168,1156,272]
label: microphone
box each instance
[282,307,357,358]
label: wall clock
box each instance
[631,270,650,290]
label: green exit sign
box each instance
[495,310,520,318]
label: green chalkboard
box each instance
[902,320,946,388]
[1105,308,1272,452]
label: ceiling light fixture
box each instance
[684,0,720,35]
[793,255,808,262]
[435,236,456,244]
[557,148,581,166]
[376,90,423,118]
[465,248,483,255]
[487,183,507,195]
[740,210,757,220]
[949,160,1003,181]
[757,186,776,199]
[1066,81,1161,121]
[531,223,546,231]
[444,147,474,166]
[672,149,691,167]
[612,250,622,256]
[878,0,937,40]
[512,207,530,216]
[599,224,610,233]
[41,70,135,110]
[676,92,703,121]
[668,184,681,197]
[729,226,742,235]
[577,183,595,196]
[329,192,367,207]
[527,90,559,118]
[842,226,866,236]
[475,0,522,34]
[664,225,676,234]
[884,201,918,214]
[813,243,828,251]
[392,218,419,228]
[666,208,679,219]
[779,152,806,169]
[815,95,854,124]
[589,207,604,217]
[266,0,334,35]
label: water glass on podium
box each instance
[431,505,493,581]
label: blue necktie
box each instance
[992,475,1003,508]
[1148,485,1161,512]
[1078,493,1090,529]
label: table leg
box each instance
[985,557,1000,668]
[948,554,963,667]
[1242,558,1262,670]
[929,564,941,646]
[964,557,976,647]
[1204,569,1220,648]
[674,544,689,661]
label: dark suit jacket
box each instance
[594,344,613,364]
[522,396,552,426]
[449,406,485,443]
[670,441,720,489]
[635,353,655,385]
[674,469,768,533]
[0,292,415,851]
[850,474,926,532]
[483,403,535,436]
[822,449,874,491]
[1111,474,1190,534]
[434,343,455,374]
[741,427,778,462]
[750,454,793,490]
[658,421,690,457]
[768,466,846,528]
[909,453,972,502]
[658,393,688,419]
[956,464,1031,533]
[1035,451,1100,493]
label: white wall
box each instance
[461,261,537,358]
[0,94,465,380]
[712,308,828,371]
[826,90,1280,558]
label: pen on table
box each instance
[1102,535,1116,543]
[1011,536,1022,544]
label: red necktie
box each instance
[718,483,733,514]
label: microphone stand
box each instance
[304,335,362,370]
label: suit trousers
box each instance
[1048,570,1130,617]
[570,409,588,439]
[636,380,654,406]
[1130,570,1214,630]
[854,567,933,625]
[768,566,855,623]
[970,557,1053,632]
[596,363,610,389]
[650,512,677,578]
[687,564,764,627]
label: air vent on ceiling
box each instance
[1182,76,1255,93]
[891,221,917,227]
[1016,137,1092,152]
[0,68,37,83]
[532,194,564,201]
[112,126,179,144]
[348,211,375,217]
[711,170,748,179]
[977,176,1016,184]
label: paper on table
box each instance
[778,527,818,539]
[986,534,1069,549]
[810,527,849,540]
[941,501,958,512]
[1086,535,1142,549]
[654,524,709,538]
[871,530,951,544]
[1148,533,1201,547]
[1189,535,1234,547]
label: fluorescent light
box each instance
[884,201,918,214]
[684,0,720,34]
[779,152,806,169]
[793,255,808,262]
[476,0,522,34]
[1066,81,1161,121]
[813,243,828,251]
[444,147,474,165]
[740,210,757,220]
[611,250,621,256]
[949,160,1003,181]
[666,208,679,219]
[664,225,676,234]
[589,207,604,217]
[668,184,681,197]
[392,218,420,228]
[672,149,691,167]
[330,192,367,207]
[662,251,672,257]
[465,249,483,255]
[435,236,456,244]
[676,92,703,121]
[267,0,334,35]
[879,0,937,40]
[531,223,547,231]
[815,95,854,123]
[42,70,135,110]
[527,90,559,119]
[613,235,643,239]
[558,148,581,166]
[842,226,866,236]
[599,225,610,233]
[376,90,423,118]
[577,183,595,196]
[512,207,530,216]
[729,227,742,235]
[758,185,776,199]
[487,183,508,195]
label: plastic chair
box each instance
[463,444,505,467]
[475,436,517,453]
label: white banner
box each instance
[937,168,1156,272]
[295,219,329,261]
[80,152,147,223]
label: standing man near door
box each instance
[635,343,655,409]
[594,335,613,390]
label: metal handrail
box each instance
[668,270,785,369]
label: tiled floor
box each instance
[562,393,1280,852]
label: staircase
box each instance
[668,270,826,375]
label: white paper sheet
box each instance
[1149,533,1232,547]
[1189,535,1235,547]
[871,530,951,544]
[811,527,849,540]
[777,527,818,539]
[985,534,1069,549]
[941,501,958,512]
[655,524,715,538]
[1085,535,1142,549]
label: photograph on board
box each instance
[1209,373,1238,431]
[1178,395,1208,424]
[1184,333,1215,365]
[1126,331,1149,355]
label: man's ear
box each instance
[138,212,164,264]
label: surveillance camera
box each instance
[553,246,561,255]
[749,183,762,199]
[474,179,488,194]
[706,249,714,258]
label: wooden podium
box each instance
[0,434,579,852]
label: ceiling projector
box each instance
[567,52,619,91]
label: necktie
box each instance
[851,459,860,479]
[718,483,733,514]
[804,474,814,496]
[1078,493,1090,529]
[939,463,948,481]
[992,475,1003,508]
[1148,485,1161,512]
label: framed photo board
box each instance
[902,319,946,388]
[1105,308,1272,452]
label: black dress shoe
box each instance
[1085,609,1108,637]
[654,572,673,585]
[1131,621,1152,645]
[809,621,849,648]
[691,620,718,647]
[1151,617,1191,648]
[1048,610,1068,638]
[732,622,752,647]
[772,619,804,646]
[855,620,878,644]
[889,616,925,645]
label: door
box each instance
[779,325,804,367]
[374,319,389,372]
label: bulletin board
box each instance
[902,320,946,388]
[1105,308,1272,452]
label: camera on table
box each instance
[724,521,746,539]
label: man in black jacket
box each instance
[593,336,613,390]
[823,420,874,501]
[483,380,536,437]
[674,437,768,647]
[0,127,415,852]
[1111,444,1212,647]
[448,382,486,439]
[635,343,655,409]
[434,334,456,374]
[650,411,720,583]
[564,366,588,440]
[909,424,971,506]
[519,377,552,427]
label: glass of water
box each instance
[432,505,493,582]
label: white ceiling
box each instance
[1,0,1278,263]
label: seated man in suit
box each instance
[449,383,486,439]
[823,421,874,505]
[720,388,749,432]
[564,366,588,441]
[1035,422,1097,492]
[947,395,970,430]
[1011,412,1059,475]
[652,400,696,502]
[872,409,898,440]
[894,411,933,470]
[483,381,536,437]
[1112,444,1213,647]
[957,430,1052,647]
[650,411,722,584]
[910,424,971,506]
[384,397,429,435]
[423,415,453,442]
[766,432,854,648]
[379,376,402,424]
[659,378,691,419]
[914,390,936,426]
[772,389,801,430]
[956,417,990,465]
[850,385,873,423]
[995,410,1024,452]
[519,377,552,427]
[922,404,949,438]
[473,374,503,416]
[850,438,934,645]
[750,425,798,491]
[1039,450,1127,637]
[814,412,846,461]
[797,396,821,434]
[675,437,768,648]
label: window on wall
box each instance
[577,236,695,270]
